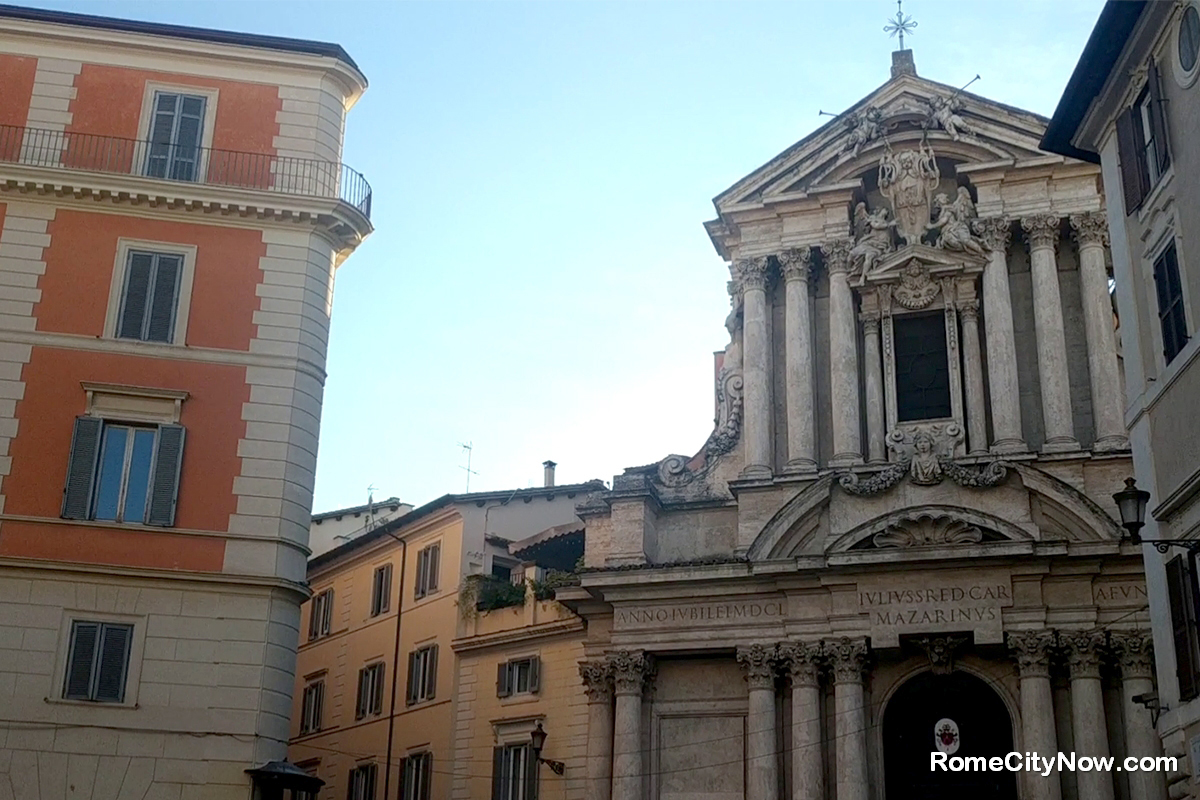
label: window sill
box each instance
[45,696,139,710]
[500,693,540,706]
[1135,166,1175,225]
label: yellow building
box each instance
[288,471,603,800]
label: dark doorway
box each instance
[882,670,1018,800]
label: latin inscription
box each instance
[615,601,784,628]
[1093,583,1148,604]
[858,576,1014,647]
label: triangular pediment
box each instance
[713,72,1055,214]
[865,245,986,284]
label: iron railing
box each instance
[0,124,372,219]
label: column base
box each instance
[1042,437,1081,454]
[782,459,819,475]
[829,454,864,469]
[1092,435,1130,453]
[740,464,774,481]
[990,438,1028,455]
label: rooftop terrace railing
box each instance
[0,124,372,219]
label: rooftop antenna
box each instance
[365,484,377,531]
[458,441,478,492]
[884,0,918,52]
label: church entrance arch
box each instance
[882,670,1018,800]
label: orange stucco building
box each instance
[0,7,370,798]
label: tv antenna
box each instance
[365,484,377,531]
[458,441,478,492]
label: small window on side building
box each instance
[63,621,133,703]
[1153,241,1189,364]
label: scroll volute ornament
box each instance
[824,637,869,684]
[607,650,652,695]
[778,641,823,687]
[1006,629,1056,678]
[778,247,813,283]
[1110,630,1154,679]
[822,238,855,276]
[1069,211,1110,248]
[736,256,771,291]
[1021,214,1061,251]
[578,659,613,702]
[975,216,1012,252]
[736,643,778,690]
[1062,630,1108,678]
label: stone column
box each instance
[779,641,823,800]
[1111,632,1168,800]
[1008,630,1063,800]
[976,217,1026,452]
[824,240,862,467]
[861,313,886,463]
[780,248,817,472]
[959,299,989,455]
[1070,212,1129,452]
[826,637,869,800]
[738,257,773,478]
[580,660,614,800]
[737,644,779,800]
[1022,215,1079,452]
[1063,631,1115,800]
[609,650,651,800]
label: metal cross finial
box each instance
[884,0,918,51]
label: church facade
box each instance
[559,50,1169,800]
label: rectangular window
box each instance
[1167,555,1200,701]
[492,744,533,800]
[496,656,541,698]
[116,251,183,344]
[63,621,133,703]
[355,662,385,719]
[145,91,206,182]
[415,543,440,599]
[308,589,334,641]
[1154,242,1189,364]
[61,417,185,527]
[300,680,324,734]
[401,752,433,800]
[348,764,377,800]
[893,313,951,421]
[406,644,438,705]
[370,564,392,617]
[1117,62,1172,213]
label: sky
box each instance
[28,0,1105,512]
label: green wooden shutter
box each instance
[1168,556,1199,700]
[420,754,432,800]
[426,645,438,700]
[415,548,427,599]
[94,624,132,702]
[61,416,103,520]
[372,663,385,714]
[1115,107,1145,213]
[145,424,185,526]
[1148,60,1171,174]
[427,545,440,592]
[355,667,367,720]
[308,597,319,641]
[117,252,154,339]
[64,621,99,699]
[491,748,504,800]
[145,254,182,343]
[528,656,540,694]
[405,651,417,706]
[497,661,511,698]
[525,745,538,800]
[398,757,408,800]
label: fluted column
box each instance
[1070,212,1129,452]
[824,240,862,467]
[1111,632,1167,800]
[738,644,779,800]
[1022,215,1079,452]
[861,313,886,463]
[976,217,1026,452]
[1008,631,1063,800]
[779,642,823,800]
[780,249,817,472]
[1063,632,1115,800]
[738,257,773,478]
[580,660,614,800]
[958,299,988,455]
[826,637,869,800]
[609,650,651,800]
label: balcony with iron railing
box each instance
[0,124,372,220]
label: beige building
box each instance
[288,472,604,800]
[309,496,412,559]
[558,45,1165,800]
[1042,0,1200,794]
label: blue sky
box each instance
[31,0,1104,511]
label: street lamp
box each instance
[530,722,566,776]
[1112,477,1200,553]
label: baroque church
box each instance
[558,47,1166,800]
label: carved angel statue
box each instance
[879,142,940,246]
[928,187,987,257]
[843,106,884,159]
[909,432,943,485]
[849,202,895,278]
[924,95,973,141]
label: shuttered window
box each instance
[492,744,535,800]
[1153,242,1189,364]
[63,621,133,703]
[355,662,385,720]
[116,251,184,344]
[61,417,186,527]
[415,543,440,599]
[1117,62,1172,214]
[1166,555,1200,701]
[406,644,438,705]
[347,763,377,800]
[308,589,334,641]
[497,656,541,697]
[370,564,392,617]
[400,752,433,800]
[300,680,324,734]
[145,91,206,182]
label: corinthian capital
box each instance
[777,248,813,282]
[975,216,1012,251]
[1007,629,1056,678]
[1069,211,1110,248]
[1062,630,1107,679]
[736,643,778,690]
[1110,630,1155,680]
[736,256,771,291]
[578,659,613,703]
[824,636,869,684]
[778,640,824,687]
[607,650,653,696]
[822,238,855,276]
[1021,214,1061,250]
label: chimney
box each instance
[543,460,557,488]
